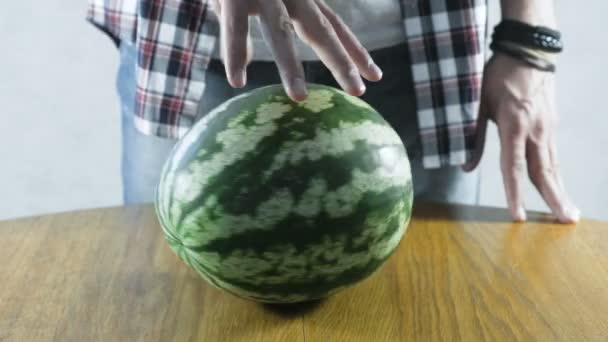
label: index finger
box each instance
[290,0,365,96]
[221,0,249,88]
[257,0,308,101]
[527,135,580,223]
[314,0,382,82]
[499,117,528,222]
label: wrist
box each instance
[501,0,557,28]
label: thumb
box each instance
[462,94,490,172]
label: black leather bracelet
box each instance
[493,19,563,53]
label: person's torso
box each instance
[87,0,489,169]
[214,0,405,61]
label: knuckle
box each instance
[343,65,359,79]
[502,158,526,175]
[276,14,295,34]
[318,15,333,31]
[534,119,546,132]
[531,122,549,139]
[297,11,333,41]
[513,160,527,173]
[528,134,550,152]
[509,119,528,138]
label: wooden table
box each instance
[1,204,607,341]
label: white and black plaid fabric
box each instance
[401,0,487,168]
[88,0,487,169]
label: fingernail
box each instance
[371,63,383,80]
[353,77,366,96]
[514,207,527,222]
[238,69,247,87]
[290,77,308,101]
[232,68,246,88]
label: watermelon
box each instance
[155,85,413,303]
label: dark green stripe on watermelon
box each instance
[183,215,404,302]
[184,185,409,254]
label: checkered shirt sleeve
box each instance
[88,0,219,138]
[401,0,487,168]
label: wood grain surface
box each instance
[0,203,607,341]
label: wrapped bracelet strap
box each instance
[490,40,556,72]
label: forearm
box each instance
[501,0,557,28]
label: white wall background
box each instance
[0,1,606,221]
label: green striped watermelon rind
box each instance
[155,84,413,303]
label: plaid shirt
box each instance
[87,0,487,169]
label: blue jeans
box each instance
[117,42,480,205]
